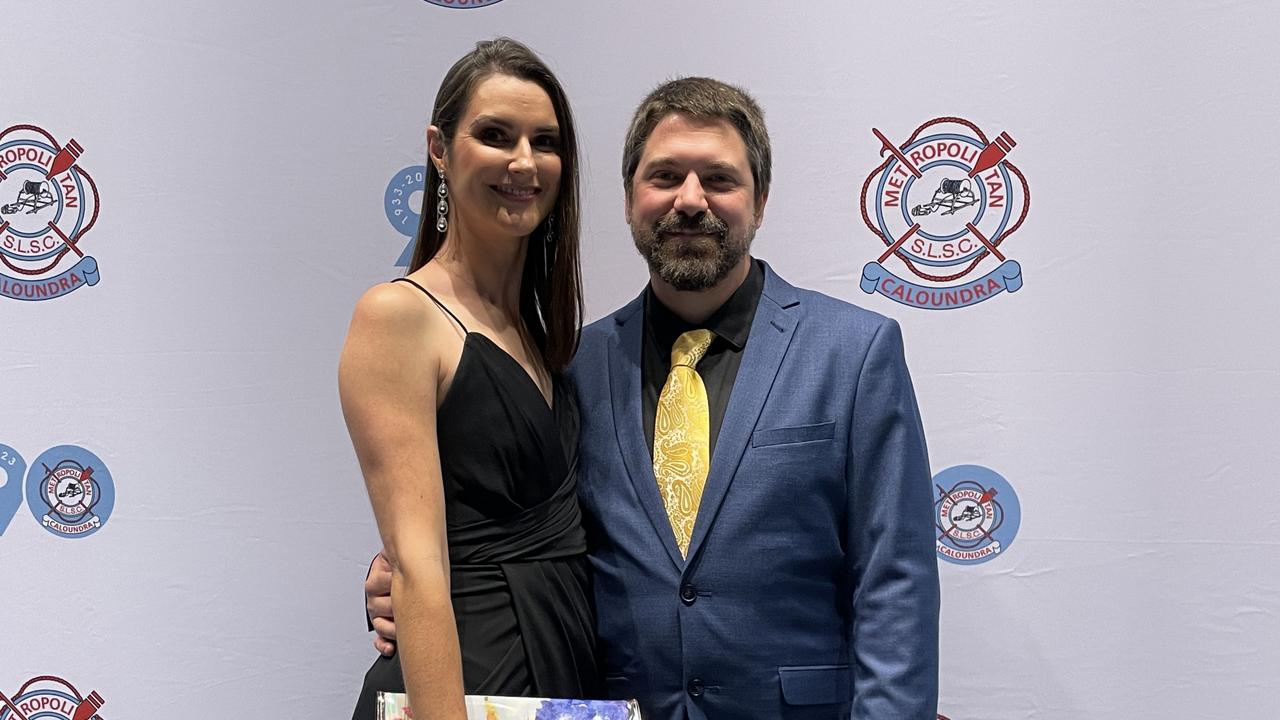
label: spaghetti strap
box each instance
[391,277,469,334]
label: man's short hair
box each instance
[622,77,772,202]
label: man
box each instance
[366,77,939,719]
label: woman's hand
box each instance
[366,551,397,656]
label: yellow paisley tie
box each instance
[653,328,714,558]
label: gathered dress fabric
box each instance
[352,283,599,718]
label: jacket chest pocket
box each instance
[741,421,844,518]
[751,420,835,448]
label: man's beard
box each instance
[632,210,755,291]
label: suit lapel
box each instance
[607,293,685,570]
[686,264,800,562]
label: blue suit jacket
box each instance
[567,262,939,719]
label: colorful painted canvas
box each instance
[376,692,642,720]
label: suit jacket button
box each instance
[680,583,697,605]
[687,677,704,697]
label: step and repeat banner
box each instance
[3,1,1278,718]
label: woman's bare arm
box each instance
[339,282,466,720]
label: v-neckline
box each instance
[463,332,555,414]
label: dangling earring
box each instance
[435,176,449,233]
[542,213,556,278]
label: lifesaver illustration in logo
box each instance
[860,117,1029,309]
[0,444,26,536]
[24,445,115,539]
[385,165,426,267]
[1,675,105,720]
[0,125,101,301]
[423,0,506,7]
[933,465,1020,565]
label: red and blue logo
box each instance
[860,117,1029,309]
[0,444,115,539]
[423,0,505,7]
[0,125,101,301]
[933,464,1021,565]
[1,675,105,720]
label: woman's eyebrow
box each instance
[468,115,559,135]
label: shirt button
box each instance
[687,677,704,697]
[680,583,697,605]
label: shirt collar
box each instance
[646,258,764,352]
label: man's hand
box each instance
[365,551,397,656]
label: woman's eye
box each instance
[479,127,507,143]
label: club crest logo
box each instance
[385,165,426,267]
[24,445,115,539]
[423,0,505,7]
[0,125,101,301]
[860,117,1029,309]
[933,465,1021,565]
[1,675,105,720]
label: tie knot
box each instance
[671,329,714,369]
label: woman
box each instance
[341,38,597,719]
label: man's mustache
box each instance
[653,211,728,237]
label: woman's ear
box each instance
[427,125,448,176]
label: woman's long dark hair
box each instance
[408,37,582,373]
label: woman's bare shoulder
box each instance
[353,281,430,329]
[341,281,453,385]
[352,280,457,344]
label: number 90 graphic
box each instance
[0,444,27,535]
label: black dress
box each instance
[352,279,600,718]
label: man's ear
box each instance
[427,125,448,176]
[754,192,769,227]
[623,181,634,225]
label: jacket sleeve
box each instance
[846,318,940,719]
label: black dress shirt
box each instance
[642,259,765,460]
